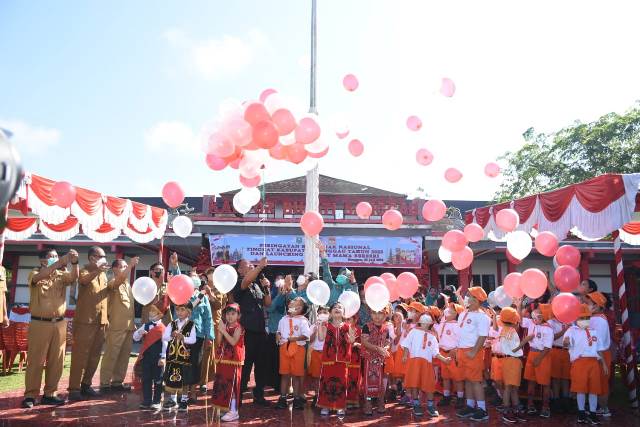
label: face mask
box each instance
[153,271,162,279]
[317,313,329,322]
[192,277,201,288]
[47,257,58,267]
[336,274,348,286]
[96,257,107,267]
[288,307,297,314]
[577,319,590,329]
[418,314,433,327]
[296,275,306,286]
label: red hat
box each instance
[224,303,241,314]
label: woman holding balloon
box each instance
[316,241,358,305]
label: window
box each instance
[472,274,496,293]
[335,209,344,220]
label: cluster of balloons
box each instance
[363,272,418,305]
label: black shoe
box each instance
[454,397,466,410]
[587,412,600,425]
[41,395,65,406]
[440,396,452,406]
[139,403,152,410]
[456,405,476,418]
[178,401,188,412]
[68,391,84,401]
[254,397,270,407]
[163,400,177,411]
[492,395,503,406]
[578,410,588,424]
[80,385,100,397]
[426,406,439,417]
[276,396,288,409]
[99,386,111,394]
[110,384,131,392]
[21,398,35,409]
[293,397,306,410]
[470,408,489,421]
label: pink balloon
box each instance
[440,78,456,97]
[422,199,446,222]
[397,272,419,298]
[442,230,468,252]
[553,265,580,292]
[356,202,373,219]
[521,268,548,299]
[295,117,321,144]
[252,120,279,149]
[348,139,364,157]
[286,142,308,164]
[386,278,400,302]
[269,143,287,160]
[406,115,422,131]
[307,145,329,159]
[452,246,473,270]
[300,211,324,236]
[415,148,434,166]
[244,102,271,126]
[484,162,501,178]
[552,292,581,324]
[364,276,385,292]
[162,181,185,209]
[556,245,581,268]
[336,130,350,139]
[382,209,403,231]
[51,181,76,208]
[205,154,228,171]
[225,118,252,147]
[495,208,519,232]
[464,223,484,242]
[380,272,396,285]
[272,109,296,136]
[259,88,277,103]
[444,168,462,183]
[167,274,194,305]
[503,272,524,298]
[343,74,359,91]
[207,132,236,158]
[240,174,261,188]
[535,231,559,257]
[229,158,241,169]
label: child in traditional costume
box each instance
[308,306,329,402]
[133,305,166,410]
[361,305,393,415]
[161,302,196,412]
[345,314,362,409]
[317,302,357,418]
[211,303,244,422]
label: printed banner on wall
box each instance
[209,234,422,268]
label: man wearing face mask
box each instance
[21,248,79,409]
[68,247,110,401]
[316,241,357,306]
[141,252,178,325]
[99,257,139,393]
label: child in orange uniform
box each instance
[585,292,612,418]
[435,303,465,408]
[397,302,425,407]
[402,313,451,418]
[563,304,607,425]
[495,307,525,424]
[308,306,329,402]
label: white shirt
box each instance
[563,326,602,362]
[521,317,535,335]
[527,322,554,351]
[500,328,524,357]
[435,321,460,351]
[402,329,440,362]
[399,323,417,348]
[547,319,567,347]
[277,315,310,346]
[488,327,502,354]
[457,310,491,349]
[589,314,611,352]
[309,323,325,351]
[133,320,168,357]
[161,318,197,358]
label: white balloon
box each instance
[338,290,361,319]
[212,264,238,294]
[263,93,286,114]
[279,133,297,146]
[132,277,158,305]
[172,216,193,238]
[307,280,330,306]
[438,246,452,263]
[552,255,559,269]
[506,230,532,260]
[304,137,329,154]
[233,192,251,214]
[239,153,262,178]
[487,291,497,308]
[365,283,390,312]
[238,187,261,207]
[494,285,513,308]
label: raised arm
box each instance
[241,257,267,290]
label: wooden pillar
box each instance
[458,267,471,294]
[9,255,19,305]
[496,260,503,287]
[580,252,590,280]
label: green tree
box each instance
[494,103,640,202]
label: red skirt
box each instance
[211,362,242,411]
[363,358,385,399]
[318,362,349,410]
[347,363,361,405]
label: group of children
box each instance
[133,283,613,425]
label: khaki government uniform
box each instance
[199,287,227,383]
[68,267,108,392]
[24,268,75,399]
[100,278,135,387]
[140,282,173,325]
[0,266,7,323]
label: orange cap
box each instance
[579,303,591,318]
[586,292,607,308]
[468,286,488,302]
[500,306,520,325]
[408,301,427,314]
[428,306,442,319]
[539,303,553,321]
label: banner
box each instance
[209,234,422,268]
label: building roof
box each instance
[123,196,203,213]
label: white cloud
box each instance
[0,119,61,155]
[164,28,269,80]
[144,121,200,154]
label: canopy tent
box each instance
[2,173,168,244]
[465,173,640,408]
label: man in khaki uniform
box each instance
[21,248,79,409]
[198,266,227,391]
[68,246,109,400]
[0,265,9,327]
[99,256,139,392]
[140,252,178,325]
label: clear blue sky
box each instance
[2,1,639,201]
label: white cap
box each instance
[418,314,433,325]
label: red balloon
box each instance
[552,292,581,324]
[300,211,324,236]
[167,274,194,305]
[222,145,242,163]
[307,146,329,159]
[239,174,261,188]
[442,230,467,252]
[244,102,271,126]
[422,199,446,222]
[535,231,559,257]
[51,181,76,208]
[162,181,185,209]
[252,120,279,149]
[295,117,321,144]
[364,276,385,291]
[464,223,484,242]
[286,142,308,164]
[521,268,547,299]
[382,209,403,231]
[503,272,524,298]
[268,143,287,160]
[496,208,519,232]
[444,168,462,183]
[272,109,296,136]
[556,245,581,268]
[343,74,359,91]
[205,154,228,171]
[416,148,433,166]
[386,278,400,302]
[452,246,473,270]
[553,265,580,292]
[356,202,372,219]
[348,139,364,157]
[259,88,277,103]
[397,272,419,298]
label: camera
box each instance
[0,128,23,208]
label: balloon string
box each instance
[261,168,266,258]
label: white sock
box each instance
[577,394,586,411]
[588,394,597,412]
[477,400,486,411]
[230,398,237,412]
[467,399,475,408]
[457,391,464,398]
[444,390,451,397]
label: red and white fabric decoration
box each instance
[466,174,640,244]
[5,173,167,243]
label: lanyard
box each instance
[585,328,593,346]
[289,317,294,336]
[422,331,429,349]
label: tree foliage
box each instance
[494,103,640,202]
